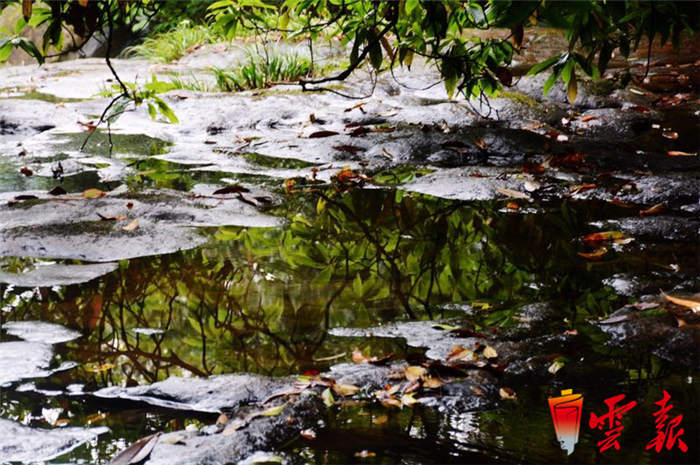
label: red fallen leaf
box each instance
[348,126,371,137]
[551,153,586,167]
[97,213,127,221]
[333,145,365,154]
[568,183,597,194]
[506,202,520,210]
[308,130,339,138]
[639,202,664,216]
[333,169,367,184]
[662,130,679,140]
[667,150,697,157]
[522,161,546,174]
[469,171,487,177]
[213,184,250,195]
[628,105,650,113]
[351,348,393,365]
[578,247,608,259]
[580,115,599,122]
[78,120,97,132]
[20,166,33,176]
[301,370,319,376]
[126,201,134,209]
[581,231,630,244]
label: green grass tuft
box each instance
[211,50,312,91]
[122,21,218,63]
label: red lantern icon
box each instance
[549,389,583,455]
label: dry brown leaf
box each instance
[483,346,498,359]
[332,383,360,397]
[373,414,388,425]
[404,365,427,382]
[667,150,697,157]
[580,115,598,122]
[122,219,139,232]
[216,413,228,425]
[499,387,517,400]
[661,291,700,313]
[496,187,532,201]
[578,247,608,259]
[308,130,339,138]
[83,188,106,199]
[300,428,316,440]
[355,451,376,458]
[422,377,445,389]
[20,166,33,177]
[447,346,475,362]
[662,130,679,140]
[506,202,520,211]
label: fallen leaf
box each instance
[332,383,360,397]
[108,433,160,465]
[473,138,488,150]
[506,202,520,211]
[126,201,134,209]
[333,145,365,154]
[404,365,428,382]
[564,329,579,336]
[628,105,650,113]
[447,346,475,362]
[423,377,445,389]
[308,130,339,138]
[344,102,368,112]
[496,187,532,201]
[48,186,67,196]
[578,247,608,259]
[12,194,39,201]
[499,387,517,400]
[580,115,598,122]
[667,150,697,157]
[261,404,286,416]
[97,213,127,221]
[300,428,316,440]
[639,203,664,216]
[470,386,485,397]
[78,120,97,132]
[662,130,679,140]
[483,346,498,359]
[321,388,334,407]
[354,451,376,458]
[213,185,250,195]
[373,415,388,425]
[284,179,295,194]
[547,360,564,374]
[122,219,139,232]
[83,188,106,199]
[216,413,228,425]
[20,166,33,176]
[581,231,629,244]
[568,183,596,194]
[348,126,371,137]
[400,393,418,406]
[661,291,700,313]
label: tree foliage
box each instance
[1,0,696,104]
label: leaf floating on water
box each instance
[213,184,250,195]
[581,231,630,244]
[108,433,160,465]
[300,428,317,440]
[578,247,608,259]
[332,383,360,397]
[483,345,498,359]
[667,150,697,157]
[662,130,679,140]
[321,388,334,407]
[355,451,376,458]
[351,348,393,365]
[404,365,427,382]
[308,130,339,138]
[122,219,139,232]
[661,291,700,313]
[83,188,106,199]
[48,186,67,196]
[499,387,517,400]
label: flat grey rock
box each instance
[0,262,118,286]
[3,321,82,344]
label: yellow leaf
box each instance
[401,393,418,407]
[483,345,498,359]
[332,383,360,397]
[122,219,138,232]
[567,72,577,104]
[404,365,427,382]
[422,377,444,389]
[321,388,334,407]
[83,188,105,199]
[261,404,286,416]
[373,414,388,425]
[661,291,700,313]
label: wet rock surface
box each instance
[0,39,698,465]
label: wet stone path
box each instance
[0,47,698,464]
